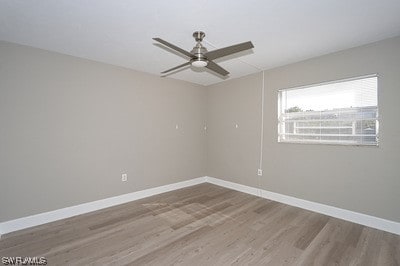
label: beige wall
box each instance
[0,41,206,222]
[207,36,400,222]
[206,74,262,185]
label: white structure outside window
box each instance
[278,75,378,146]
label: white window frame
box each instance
[277,74,379,146]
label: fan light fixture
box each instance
[153,31,254,77]
[191,59,208,68]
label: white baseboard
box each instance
[206,176,400,236]
[1,176,399,237]
[204,176,260,197]
[0,177,205,237]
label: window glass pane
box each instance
[278,76,378,146]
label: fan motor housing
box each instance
[190,44,208,60]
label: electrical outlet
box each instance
[121,173,128,182]
[257,169,263,176]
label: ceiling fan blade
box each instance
[153,38,193,58]
[161,62,191,74]
[205,61,229,76]
[205,41,254,60]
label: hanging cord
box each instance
[258,70,265,197]
[204,39,265,197]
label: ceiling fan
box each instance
[153,31,254,77]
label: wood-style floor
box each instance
[1,183,399,265]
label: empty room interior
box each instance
[1,1,400,265]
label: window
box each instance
[278,75,378,146]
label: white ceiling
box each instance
[1,0,400,86]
